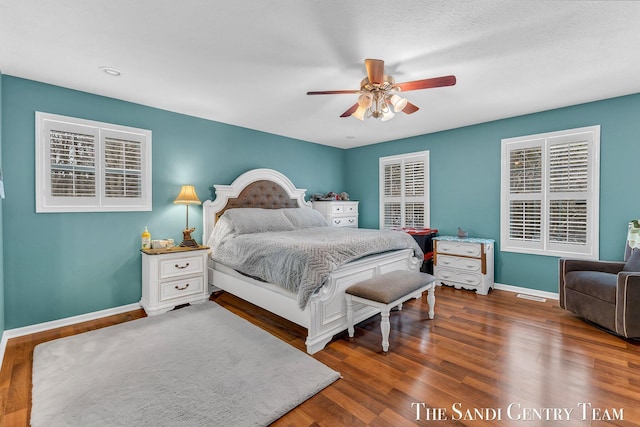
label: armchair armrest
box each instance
[559,258,626,275]
[615,272,640,338]
[558,258,626,309]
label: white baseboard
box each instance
[0,303,142,372]
[493,282,559,301]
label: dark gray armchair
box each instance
[559,246,640,338]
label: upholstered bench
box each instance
[345,270,436,352]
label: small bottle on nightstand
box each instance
[141,226,151,249]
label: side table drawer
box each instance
[331,216,358,227]
[436,241,482,257]
[159,255,204,279]
[160,276,204,301]
[437,255,482,272]
[435,268,482,288]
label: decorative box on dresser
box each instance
[433,236,495,295]
[141,246,210,315]
[312,200,359,228]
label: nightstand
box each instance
[433,236,494,295]
[312,200,359,228]
[140,245,209,316]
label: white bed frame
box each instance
[202,168,421,353]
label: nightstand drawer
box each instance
[331,216,358,227]
[160,276,204,301]
[159,255,204,279]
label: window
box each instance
[36,112,152,212]
[500,125,599,259]
[379,151,429,230]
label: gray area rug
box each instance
[31,302,340,426]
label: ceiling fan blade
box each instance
[402,102,420,114]
[395,75,456,92]
[365,59,384,85]
[340,103,359,117]
[307,90,360,95]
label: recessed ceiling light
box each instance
[99,66,121,77]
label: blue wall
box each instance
[345,94,640,293]
[1,76,345,329]
[2,73,639,331]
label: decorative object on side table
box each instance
[174,185,201,247]
[457,227,468,238]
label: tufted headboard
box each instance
[202,169,312,244]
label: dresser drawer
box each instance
[160,276,204,301]
[159,255,205,279]
[437,255,482,272]
[436,241,482,257]
[435,268,482,288]
[331,216,358,227]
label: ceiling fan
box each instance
[307,58,456,121]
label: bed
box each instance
[202,168,423,353]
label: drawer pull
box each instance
[334,219,341,224]
[174,262,190,269]
[175,283,190,291]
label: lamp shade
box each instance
[173,185,201,205]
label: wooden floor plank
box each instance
[2,288,640,426]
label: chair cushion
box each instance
[623,248,640,272]
[345,271,434,304]
[564,270,617,303]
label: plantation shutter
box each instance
[507,144,542,243]
[404,160,425,228]
[49,128,97,198]
[547,139,589,245]
[383,163,402,228]
[104,135,143,199]
[501,126,599,259]
[380,151,429,230]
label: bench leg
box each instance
[381,307,391,352]
[346,294,355,338]
[427,286,435,320]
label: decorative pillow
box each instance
[623,248,640,272]
[222,208,296,234]
[282,208,328,229]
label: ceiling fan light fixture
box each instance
[357,92,373,109]
[352,106,367,120]
[389,94,408,112]
[381,109,395,121]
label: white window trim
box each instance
[36,112,152,213]
[500,125,600,259]
[379,150,430,230]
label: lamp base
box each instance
[179,227,198,248]
[179,239,199,248]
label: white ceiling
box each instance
[2,1,640,149]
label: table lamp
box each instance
[174,185,201,247]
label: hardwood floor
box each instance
[2,286,639,426]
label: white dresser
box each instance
[312,201,359,228]
[141,246,210,315]
[433,236,494,295]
